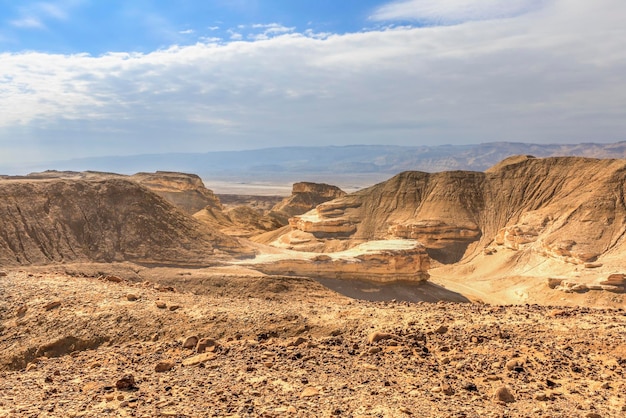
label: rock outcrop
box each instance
[271,182,346,218]
[248,240,430,283]
[130,171,222,215]
[275,157,626,265]
[0,178,250,266]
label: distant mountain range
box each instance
[4,141,626,187]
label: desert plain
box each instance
[1,156,625,417]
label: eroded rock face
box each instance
[130,171,222,215]
[271,182,346,218]
[278,157,626,265]
[251,240,430,283]
[0,178,249,266]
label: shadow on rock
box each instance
[314,278,471,303]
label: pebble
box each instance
[368,331,394,344]
[182,352,216,367]
[434,325,448,334]
[182,336,199,349]
[126,294,138,301]
[196,338,218,353]
[115,375,137,391]
[493,386,515,403]
[44,301,61,311]
[155,301,167,309]
[155,361,175,372]
[505,359,525,372]
[300,387,320,398]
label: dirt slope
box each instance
[0,178,250,266]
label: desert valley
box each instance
[1,155,625,417]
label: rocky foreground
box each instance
[1,267,625,417]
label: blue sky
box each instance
[1,0,626,167]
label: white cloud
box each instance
[10,17,45,29]
[0,0,625,162]
[179,29,194,35]
[371,0,547,24]
[10,1,74,30]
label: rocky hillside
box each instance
[0,178,250,266]
[22,170,223,215]
[276,156,626,268]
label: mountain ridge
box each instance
[4,142,626,183]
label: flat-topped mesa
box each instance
[271,182,346,218]
[131,171,223,214]
[250,240,430,283]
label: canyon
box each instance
[1,156,625,417]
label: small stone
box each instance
[182,336,199,349]
[600,382,610,389]
[169,305,181,311]
[182,352,216,367]
[155,361,175,372]
[196,338,219,353]
[17,305,27,316]
[585,413,602,418]
[287,406,297,414]
[115,375,137,391]
[155,301,167,309]
[441,383,454,395]
[462,382,478,392]
[493,386,515,403]
[104,275,123,283]
[44,301,61,311]
[368,331,394,344]
[434,325,448,334]
[300,387,320,398]
[287,336,307,347]
[368,347,382,355]
[0,271,7,277]
[126,294,138,301]
[505,359,524,372]
[534,392,548,401]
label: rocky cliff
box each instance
[275,157,626,267]
[0,178,250,266]
[271,182,346,218]
[130,171,223,215]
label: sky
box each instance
[1,0,626,165]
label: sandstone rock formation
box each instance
[271,182,346,219]
[24,170,224,215]
[0,178,250,266]
[130,171,222,214]
[249,240,430,283]
[273,157,626,267]
[194,181,345,238]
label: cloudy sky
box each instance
[1,0,625,165]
